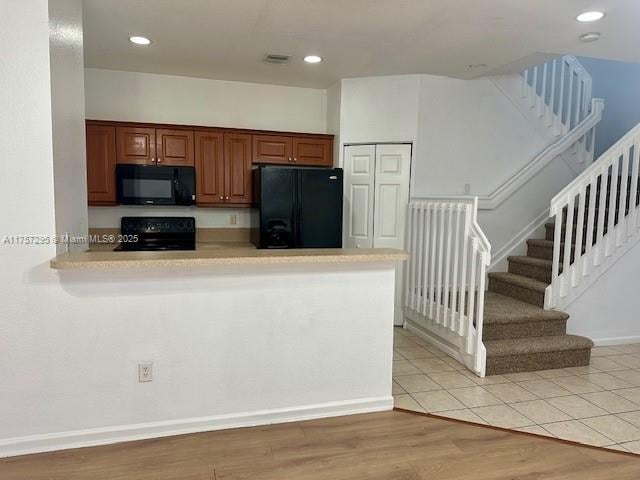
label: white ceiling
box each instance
[83,0,640,89]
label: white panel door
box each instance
[373,144,411,325]
[373,144,411,249]
[343,145,376,249]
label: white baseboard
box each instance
[0,397,392,458]
[591,336,640,347]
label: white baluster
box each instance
[618,146,630,245]
[415,203,425,311]
[572,188,586,288]
[421,205,432,316]
[594,166,608,266]
[561,196,575,298]
[466,240,478,355]
[605,152,620,257]
[450,206,462,333]
[458,205,470,336]
[583,174,597,277]
[443,204,454,330]
[629,135,640,234]
[435,204,446,324]
[429,203,438,318]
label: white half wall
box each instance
[1,263,396,457]
[566,240,640,344]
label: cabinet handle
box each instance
[225,196,229,200]
[288,157,292,163]
[293,157,297,162]
[219,196,223,200]
[157,158,162,163]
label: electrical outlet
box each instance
[229,214,237,225]
[138,363,153,382]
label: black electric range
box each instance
[114,217,196,251]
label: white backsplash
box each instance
[88,206,253,228]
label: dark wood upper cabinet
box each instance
[224,133,252,204]
[88,120,333,207]
[86,124,117,205]
[156,129,194,166]
[293,137,333,167]
[116,127,156,165]
[252,135,293,165]
[195,130,225,205]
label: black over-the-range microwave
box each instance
[115,165,196,206]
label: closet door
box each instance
[372,144,412,249]
[343,145,376,248]
[372,144,412,326]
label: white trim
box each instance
[591,336,640,346]
[413,99,604,210]
[489,208,550,271]
[0,397,392,458]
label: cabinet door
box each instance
[156,129,194,166]
[116,126,156,164]
[195,131,225,205]
[86,124,117,205]
[292,137,333,166]
[252,135,293,164]
[224,133,252,205]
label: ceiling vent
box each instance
[264,53,291,64]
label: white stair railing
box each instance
[522,56,597,168]
[404,198,491,377]
[523,56,592,135]
[546,122,640,310]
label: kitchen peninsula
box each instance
[49,244,407,444]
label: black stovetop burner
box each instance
[114,217,196,252]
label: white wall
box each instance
[85,68,327,133]
[49,0,88,252]
[414,75,550,196]
[85,68,329,228]
[567,241,640,344]
[339,75,420,149]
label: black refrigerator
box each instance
[251,166,343,249]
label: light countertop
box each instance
[50,242,408,270]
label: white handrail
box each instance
[546,121,640,309]
[404,197,491,376]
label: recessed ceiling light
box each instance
[129,36,151,45]
[576,11,605,22]
[580,32,601,42]
[304,55,322,64]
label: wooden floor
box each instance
[2,410,638,480]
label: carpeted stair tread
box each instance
[507,256,553,269]
[527,238,574,249]
[483,291,567,325]
[485,335,594,357]
[487,272,547,293]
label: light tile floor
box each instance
[392,327,640,454]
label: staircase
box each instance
[404,56,640,377]
[485,238,594,375]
